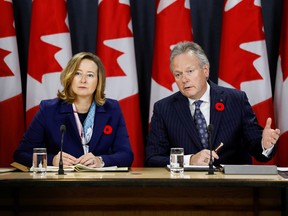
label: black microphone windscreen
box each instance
[207,124,213,133]
[60,124,66,133]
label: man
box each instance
[146,41,280,167]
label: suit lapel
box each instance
[173,82,227,150]
[88,105,110,152]
[173,93,204,150]
[60,102,82,144]
[59,102,110,153]
[209,82,226,147]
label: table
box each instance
[0,168,287,216]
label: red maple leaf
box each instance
[219,1,264,89]
[0,49,13,77]
[96,0,132,77]
[27,0,69,83]
[152,0,193,91]
[0,0,15,38]
[0,1,16,77]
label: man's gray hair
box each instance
[170,41,210,72]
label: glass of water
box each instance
[170,147,184,174]
[33,148,47,175]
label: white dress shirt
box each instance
[183,83,273,166]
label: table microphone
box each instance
[207,124,214,175]
[58,124,66,175]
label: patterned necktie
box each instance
[193,100,209,149]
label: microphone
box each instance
[207,124,214,175]
[58,124,66,175]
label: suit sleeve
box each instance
[13,101,48,167]
[145,101,171,167]
[241,92,276,162]
[99,100,134,167]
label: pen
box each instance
[214,142,224,153]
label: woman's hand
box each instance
[52,152,78,167]
[76,152,103,168]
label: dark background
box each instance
[12,0,283,142]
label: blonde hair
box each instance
[57,52,106,105]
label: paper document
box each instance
[0,168,16,173]
[30,164,129,172]
[277,167,288,172]
[167,164,216,171]
[72,164,128,172]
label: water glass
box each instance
[33,148,47,175]
[170,148,184,174]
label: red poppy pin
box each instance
[215,102,225,111]
[103,125,112,135]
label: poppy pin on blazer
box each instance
[215,102,225,111]
[103,125,112,135]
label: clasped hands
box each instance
[52,152,102,168]
[190,117,280,166]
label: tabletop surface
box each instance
[0,167,287,188]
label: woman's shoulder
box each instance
[99,98,121,112]
[40,98,62,107]
[103,98,119,106]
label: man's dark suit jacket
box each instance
[145,81,275,167]
[14,98,134,167]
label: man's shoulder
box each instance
[211,82,245,97]
[155,91,183,105]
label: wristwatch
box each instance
[98,156,105,167]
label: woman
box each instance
[14,52,134,168]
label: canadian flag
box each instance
[218,0,276,164]
[26,0,72,126]
[96,0,144,166]
[149,0,193,121]
[0,0,25,167]
[274,0,288,167]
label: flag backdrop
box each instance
[218,0,276,165]
[275,0,288,167]
[0,0,25,167]
[1,1,284,167]
[26,0,72,127]
[96,0,144,167]
[149,0,193,121]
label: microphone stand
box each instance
[58,125,66,175]
[207,124,214,175]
